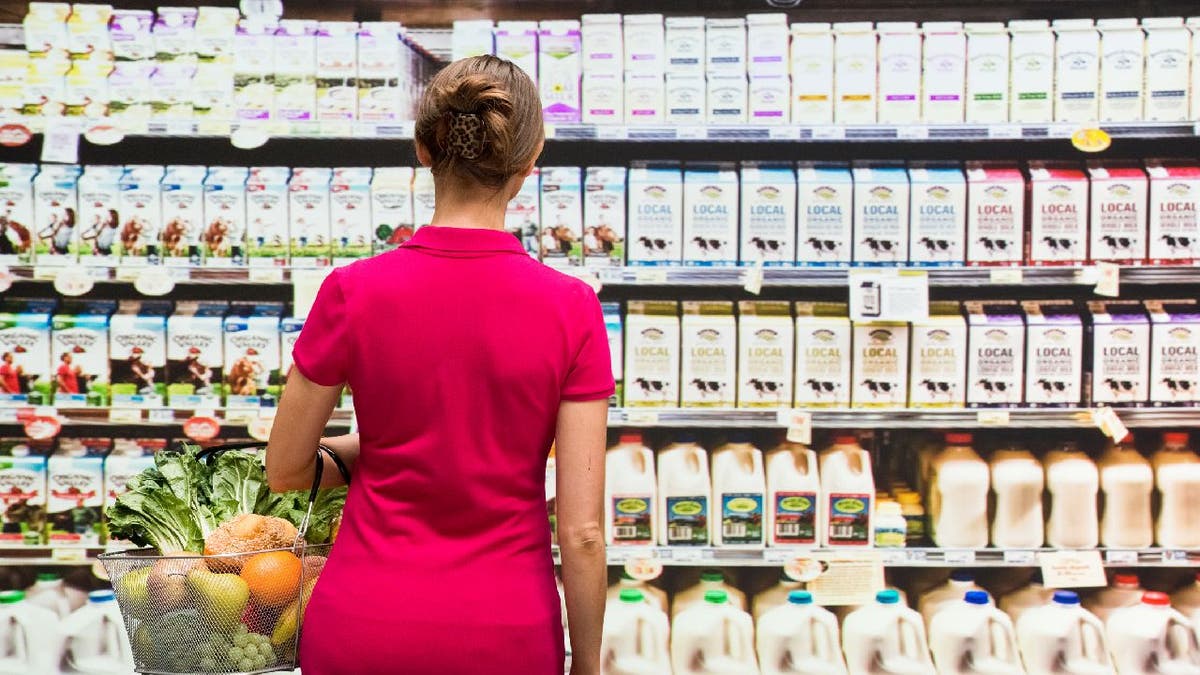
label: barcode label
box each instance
[613,526,639,540]
[776,523,801,537]
[831,524,854,539]
[668,525,693,542]
[723,523,748,539]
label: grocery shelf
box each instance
[0,546,107,566]
[0,405,353,430]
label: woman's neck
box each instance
[428,177,513,231]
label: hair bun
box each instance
[445,111,485,160]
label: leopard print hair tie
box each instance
[446,111,486,160]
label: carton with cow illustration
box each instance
[737,301,793,408]
[583,166,626,268]
[167,301,227,409]
[223,303,283,409]
[1027,162,1088,265]
[245,166,290,267]
[681,301,735,407]
[117,165,165,266]
[1022,300,1083,407]
[330,167,372,265]
[909,302,967,408]
[1145,160,1200,264]
[1145,299,1200,406]
[51,300,116,407]
[161,165,208,266]
[0,441,47,546]
[908,164,966,266]
[624,300,680,407]
[46,438,106,547]
[852,163,910,266]
[109,300,169,408]
[538,166,583,268]
[1088,300,1150,407]
[627,163,683,266]
[32,164,80,264]
[202,166,248,267]
[965,162,1025,265]
[851,321,909,408]
[739,163,795,266]
[0,298,53,407]
[104,438,159,546]
[370,167,414,254]
[289,167,332,267]
[602,302,622,406]
[1087,162,1148,264]
[966,301,1025,407]
[75,165,123,265]
[793,302,851,408]
[0,163,38,266]
[683,164,739,266]
[504,168,540,257]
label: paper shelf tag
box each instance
[777,409,812,445]
[989,268,1023,284]
[1092,407,1129,442]
[1105,550,1137,564]
[742,260,764,295]
[1039,550,1107,588]
[1003,550,1035,565]
[1094,262,1120,297]
[977,410,1011,426]
[943,550,976,565]
[625,410,660,425]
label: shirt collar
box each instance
[401,226,529,257]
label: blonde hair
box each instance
[414,55,544,189]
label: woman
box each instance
[266,55,611,675]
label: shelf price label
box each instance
[107,408,143,423]
[624,556,664,581]
[943,550,976,565]
[1003,550,1035,565]
[1039,550,1107,588]
[848,269,929,322]
[742,260,764,295]
[625,410,660,426]
[1105,550,1138,565]
[777,409,812,445]
[51,548,87,563]
[1091,407,1130,442]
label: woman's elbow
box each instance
[265,458,305,493]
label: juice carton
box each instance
[450,20,494,61]
[796,162,853,266]
[149,61,196,120]
[1145,299,1200,405]
[965,162,1025,265]
[706,18,746,75]
[793,302,851,407]
[964,22,1010,123]
[683,164,738,266]
[504,168,540,257]
[706,73,748,124]
[195,6,238,64]
[665,17,704,74]
[223,303,283,408]
[737,301,794,408]
[109,9,154,62]
[909,163,966,266]
[279,315,303,384]
[316,21,359,123]
[1052,19,1100,123]
[583,166,626,267]
[965,301,1025,407]
[627,163,682,265]
[623,14,665,74]
[749,74,789,124]
[909,302,967,408]
[582,71,623,124]
[539,20,582,123]
[1027,161,1089,265]
[234,18,276,122]
[922,21,967,123]
[1088,301,1150,407]
[539,167,583,268]
[790,23,834,124]
[166,301,227,409]
[625,71,665,124]
[0,299,54,407]
[32,164,80,263]
[330,167,373,265]
[202,166,248,267]
[63,61,111,118]
[109,300,170,407]
[624,300,680,407]
[833,22,877,124]
[0,442,48,546]
[117,165,165,266]
[75,165,122,264]
[152,7,198,63]
[876,22,921,124]
[289,168,332,267]
[1008,20,1054,122]
[1022,300,1084,407]
[23,2,70,61]
[852,322,910,408]
[245,167,290,267]
[1142,18,1191,121]
[1087,162,1148,263]
[51,300,115,406]
[412,168,436,229]
[46,438,106,546]
[748,14,789,77]
[104,440,157,545]
[852,163,910,265]
[0,163,38,266]
[496,21,538,82]
[681,301,736,407]
[161,165,208,266]
[1097,18,1145,122]
[274,20,318,124]
[108,61,154,130]
[581,14,622,75]
[66,3,112,63]
[370,167,414,254]
[602,302,622,406]
[740,163,796,266]
[1146,159,1200,264]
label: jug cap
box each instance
[1142,592,1170,606]
[88,590,115,603]
[704,590,729,604]
[788,590,813,605]
[36,572,62,581]
[0,590,23,604]
[945,432,973,445]
[834,435,859,446]
[618,431,644,444]
[950,570,975,583]
[619,589,645,603]
[896,492,921,505]
[876,589,900,604]
[1163,432,1190,445]
[1113,573,1140,588]
[964,590,990,605]
[701,570,725,582]
[1052,590,1080,605]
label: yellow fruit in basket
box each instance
[242,551,303,608]
[187,568,250,628]
[271,579,318,649]
[115,567,153,618]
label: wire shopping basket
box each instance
[98,441,350,675]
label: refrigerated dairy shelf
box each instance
[0,546,108,566]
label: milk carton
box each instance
[964,23,1010,123]
[110,9,154,62]
[118,165,165,266]
[1053,19,1101,123]
[707,74,747,124]
[450,20,494,62]
[965,162,1025,265]
[75,165,122,264]
[66,3,111,62]
[150,61,196,120]
[22,2,69,61]
[789,23,834,124]
[664,72,703,124]
[909,302,967,408]
[1142,18,1191,121]
[796,162,853,266]
[966,301,1025,406]
[1145,300,1200,406]
[274,20,317,124]
[665,17,704,74]
[602,302,623,405]
[1190,18,1200,121]
[793,303,851,407]
[223,303,283,408]
[749,75,789,124]
[108,300,170,407]
[922,22,967,123]
[289,168,332,267]
[683,165,738,266]
[233,18,275,122]
[51,300,115,407]
[160,165,207,267]
[32,164,80,263]
[583,167,626,267]
[876,22,921,124]
[316,22,358,123]
[1096,19,1146,122]
[623,15,666,74]
[193,9,237,121]
[0,299,53,407]
[738,301,793,408]
[852,322,909,408]
[63,61,111,118]
[681,302,736,407]
[581,14,622,75]
[1008,20,1055,122]
[195,5,238,63]
[279,315,303,383]
[1022,300,1084,407]
[706,18,746,75]
[46,439,105,546]
[539,21,581,123]
[0,443,46,545]
[909,164,966,266]
[370,167,414,254]
[740,163,796,266]
[166,301,226,409]
[1028,162,1089,265]
[0,164,37,266]
[504,168,540,257]
[330,167,372,265]
[748,14,789,77]
[23,58,68,118]
[624,301,680,407]
[853,163,910,265]
[108,61,153,130]
[833,23,877,124]
[412,168,436,230]
[201,166,248,267]
[152,7,197,62]
[539,167,583,268]
[495,22,538,82]
[627,163,683,265]
[357,22,403,124]
[625,71,665,124]
[246,167,290,267]
[1146,160,1200,264]
[1089,301,1150,406]
[1087,162,1148,263]
[0,51,27,118]
[583,72,623,124]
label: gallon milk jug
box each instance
[928,434,990,549]
[1084,574,1143,624]
[1152,432,1200,548]
[766,441,821,548]
[753,571,804,621]
[1172,573,1200,637]
[673,570,747,617]
[608,572,668,613]
[1098,440,1154,548]
[843,589,936,675]
[712,438,767,548]
[757,591,847,675]
[989,448,1045,549]
[658,437,713,547]
[25,572,73,618]
[820,436,876,548]
[671,590,760,675]
[1106,592,1200,675]
[928,591,1024,675]
[919,571,991,630]
[602,589,672,675]
[1044,442,1099,549]
[999,573,1056,626]
[0,590,60,675]
[1016,591,1113,675]
[606,433,658,547]
[57,590,134,675]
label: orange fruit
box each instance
[240,551,303,608]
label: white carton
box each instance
[160,165,208,266]
[32,164,80,264]
[665,17,704,74]
[583,166,627,268]
[330,167,373,265]
[1190,18,1200,121]
[117,165,164,266]
[664,72,704,125]
[412,167,436,230]
[1097,18,1145,122]
[1145,300,1200,405]
[602,302,623,405]
[503,168,539,257]
[833,22,877,123]
[1088,301,1150,406]
[706,18,746,75]
[1008,20,1055,122]
[876,22,921,124]
[222,303,282,408]
[908,164,966,265]
[201,166,247,267]
[582,72,623,124]
[683,164,738,266]
[624,300,680,407]
[64,61,111,118]
[1087,163,1148,263]
[1028,162,1089,265]
[495,22,538,83]
[1022,300,1084,407]
[370,166,413,254]
[681,301,736,407]
[316,22,358,123]
[1146,160,1200,264]
[922,21,967,123]
[909,302,968,408]
[108,300,169,407]
[539,21,582,123]
[796,162,853,266]
[793,302,851,407]
[965,162,1025,265]
[46,442,104,546]
[748,14,789,77]
[450,19,494,61]
[356,23,402,123]
[194,5,238,63]
[152,7,197,62]
[110,9,154,61]
[581,14,622,75]
[245,166,290,267]
[1052,19,1100,123]
[274,20,318,124]
[851,322,910,408]
[0,164,38,266]
[66,4,111,62]
[740,163,796,266]
[279,316,301,384]
[627,163,683,265]
[0,299,53,407]
[288,167,331,267]
[852,164,910,265]
[706,73,748,124]
[150,62,196,120]
[1142,18,1191,121]
[23,2,69,61]
[193,60,234,121]
[964,22,1010,123]
[623,14,665,73]
[166,300,226,409]
[233,18,275,122]
[737,301,794,408]
[108,62,154,129]
[625,72,664,124]
[966,301,1025,406]
[749,75,789,124]
[539,166,583,268]
[76,165,122,265]
[789,23,834,124]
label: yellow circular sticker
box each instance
[624,557,664,581]
[1071,127,1112,153]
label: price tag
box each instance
[147,408,175,423]
[944,550,976,565]
[671,547,704,563]
[988,124,1021,139]
[51,548,87,563]
[249,268,285,283]
[224,408,257,424]
[230,125,269,149]
[848,269,929,322]
[53,266,94,296]
[898,125,929,140]
[764,548,800,564]
[633,269,669,284]
[597,267,624,284]
[293,268,333,319]
[776,409,813,445]
[977,410,1011,426]
[596,125,626,140]
[41,121,81,163]
[881,550,907,565]
[1071,127,1112,153]
[676,126,705,140]
[197,119,233,136]
[134,267,175,296]
[32,266,60,280]
[24,415,61,440]
[989,268,1024,284]
[768,126,801,140]
[624,556,663,581]
[1039,550,1107,588]
[0,408,16,423]
[625,410,660,425]
[1163,550,1189,562]
[812,126,845,140]
[906,550,929,562]
[1105,549,1138,565]
[114,267,140,281]
[742,260,764,295]
[1094,261,1120,297]
[107,408,142,423]
[1049,123,1076,138]
[1003,550,1035,565]
[1092,407,1130,442]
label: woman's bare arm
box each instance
[266,367,354,492]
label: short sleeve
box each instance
[562,289,616,402]
[291,270,350,387]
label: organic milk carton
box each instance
[495,22,538,82]
[796,162,853,266]
[316,22,359,123]
[0,164,37,266]
[1021,300,1084,407]
[1191,18,1200,121]
[32,164,80,264]
[23,2,69,60]
[66,4,111,62]
[749,74,789,124]
[46,439,106,546]
[223,303,283,408]
[964,22,1009,123]
[707,74,748,124]
[192,7,238,121]
[356,23,402,123]
[370,167,414,254]
[202,166,248,267]
[625,71,665,124]
[852,163,910,265]
[1096,18,1145,122]
[1146,160,1200,264]
[103,440,156,545]
[1052,19,1100,123]
[75,165,122,265]
[539,21,581,123]
[748,14,788,77]
[966,301,1025,406]
[150,61,197,120]
[289,168,332,267]
[539,167,583,268]
[683,165,738,266]
[909,302,967,408]
[51,300,115,407]
[908,164,966,265]
[1088,301,1150,406]
[161,165,207,267]
[274,20,317,125]
[790,23,834,124]
[117,165,165,266]
[852,322,909,408]
[64,61,112,118]
[737,301,794,408]
[665,17,704,74]
[0,299,53,407]
[833,23,877,124]
[627,164,683,265]
[330,167,372,265]
[740,163,796,266]
[246,166,290,267]
[624,15,665,74]
[581,14,622,75]
[233,18,275,122]
[1087,162,1148,263]
[602,302,623,405]
[922,22,967,123]
[195,5,238,62]
[110,9,154,61]
[152,7,197,62]
[1142,18,1190,121]
[1008,20,1055,122]
[706,18,746,75]
[681,302,736,407]
[450,20,494,62]
[0,443,46,545]
[109,300,170,407]
[504,168,540,257]
[166,301,226,409]
[412,168,437,229]
[279,315,303,383]
[794,303,851,407]
[965,162,1025,265]
[583,166,626,267]
[624,301,680,407]
[1028,162,1089,265]
[876,22,921,124]
[108,61,154,130]
[663,72,703,124]
[1145,300,1200,405]
[582,71,623,124]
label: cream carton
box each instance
[202,166,248,267]
[233,18,275,122]
[63,61,111,118]
[922,21,967,123]
[193,60,234,121]
[152,7,197,62]
[0,442,47,545]
[504,169,540,257]
[108,61,154,129]
[161,165,208,267]
[796,162,853,266]
[0,51,29,117]
[117,165,165,266]
[1146,160,1200,264]
[583,166,626,267]
[47,439,106,546]
[964,23,1010,123]
[1145,300,1200,405]
[223,303,283,408]
[793,302,851,407]
[316,22,358,123]
[852,163,910,265]
[495,22,539,83]
[330,167,373,265]
[582,71,623,124]
[539,166,583,268]
[66,3,111,62]
[737,301,794,408]
[625,71,664,124]
[412,168,436,230]
[624,14,665,73]
[790,23,834,124]
[166,300,226,409]
[748,14,789,77]
[663,72,702,125]
[75,165,122,264]
[602,302,623,405]
[356,22,402,123]
[683,164,739,266]
[965,162,1025,265]
[909,302,967,408]
[740,163,796,266]
[274,20,318,124]
[450,20,494,62]
[0,299,54,407]
[23,2,70,61]
[1052,19,1100,123]
[706,18,746,75]
[1087,162,1148,263]
[965,301,1025,406]
[581,14,622,75]
[109,9,154,62]
[32,164,80,264]
[1027,162,1088,265]
[833,22,877,124]
[1142,18,1191,121]
[1022,300,1084,407]
[624,300,680,407]
[0,164,38,266]
[876,22,921,124]
[539,20,582,123]
[22,59,68,118]
[1008,20,1055,122]
[908,164,966,266]
[289,167,332,267]
[665,17,704,74]
[1097,18,1145,122]
[150,61,196,120]
[109,299,170,407]
[852,322,910,408]
[749,75,789,124]
[707,74,748,124]
[246,166,291,267]
[1088,301,1150,406]
[627,163,683,265]
[681,301,736,407]
[370,167,413,254]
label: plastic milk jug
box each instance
[989,448,1045,549]
[842,589,936,675]
[757,591,848,675]
[819,436,875,548]
[608,572,668,614]
[606,432,658,546]
[766,441,821,547]
[1152,432,1200,548]
[754,571,804,620]
[1172,573,1200,636]
[602,589,672,675]
[1016,591,1113,675]
[919,571,991,630]
[57,590,134,674]
[658,437,713,547]
[0,590,59,675]
[712,438,767,548]
[25,572,73,618]
[1043,443,1099,549]
[927,433,990,549]
[929,591,1023,675]
[1084,574,1144,624]
[673,570,747,617]
[1098,441,1154,549]
[671,590,760,675]
[1106,592,1200,675]
[999,574,1057,626]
